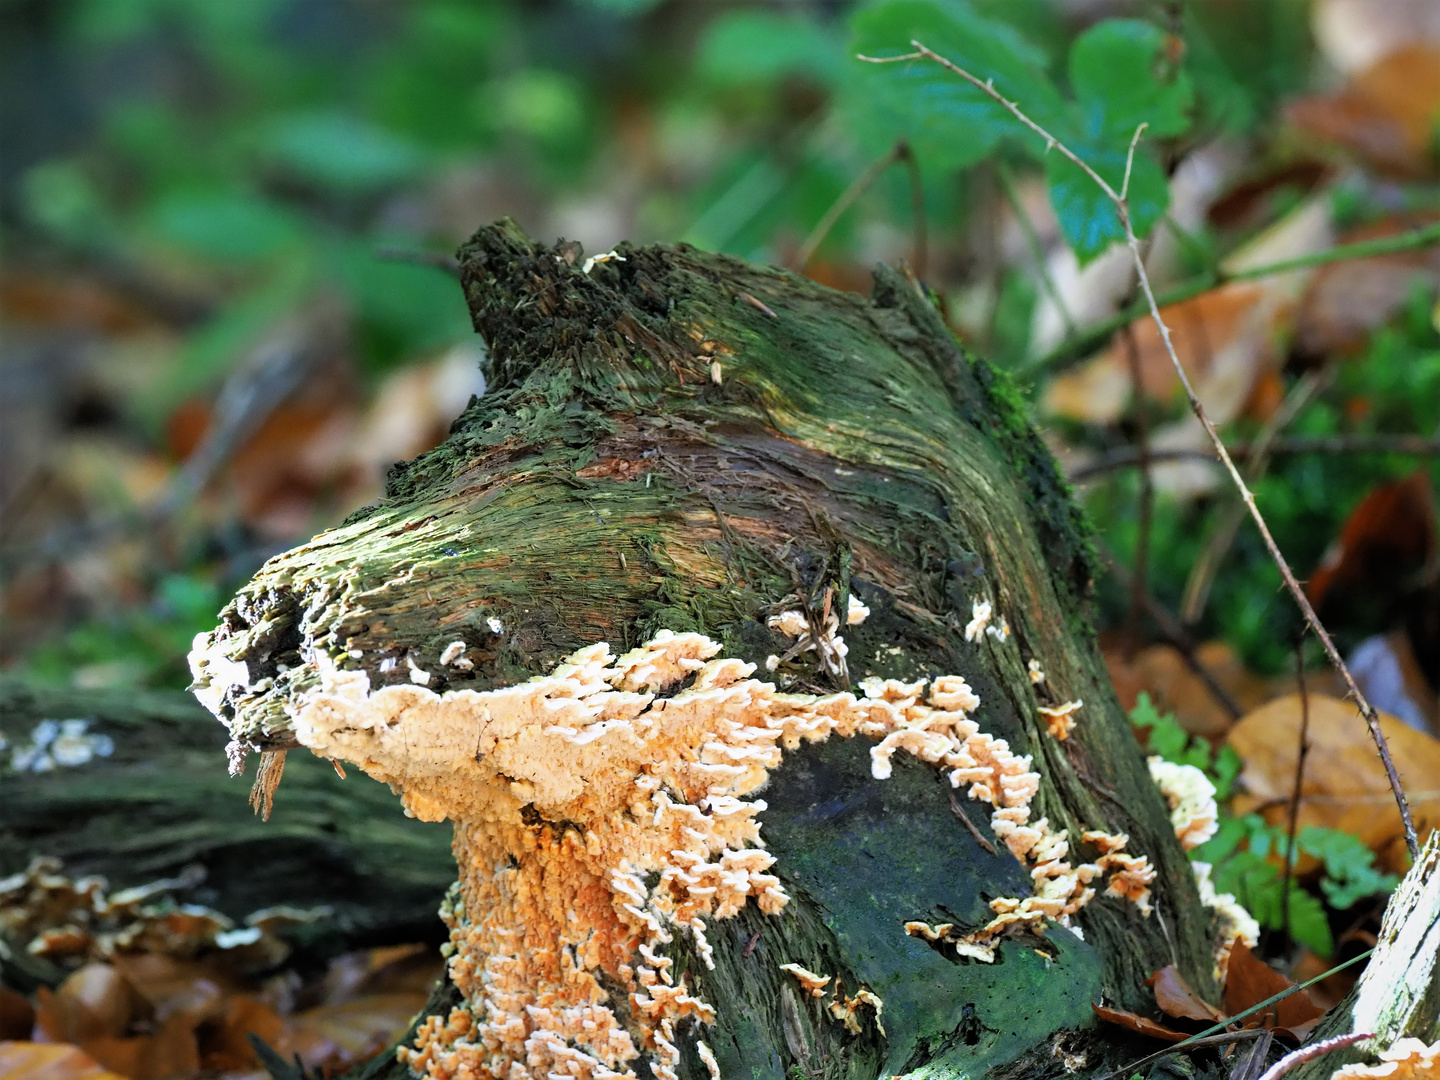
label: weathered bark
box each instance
[1293,833,1440,1080]
[188,221,1219,1080]
[0,678,455,983]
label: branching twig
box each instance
[1121,324,1153,649]
[1067,434,1440,483]
[861,40,1418,857]
[1027,220,1440,378]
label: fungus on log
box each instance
[189,220,1227,1080]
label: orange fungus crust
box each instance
[268,631,1146,1080]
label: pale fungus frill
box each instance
[779,963,832,997]
[192,627,1158,1080]
[846,595,871,625]
[1331,1039,1440,1080]
[828,986,885,1037]
[1038,700,1083,740]
[1148,757,1219,851]
[1192,862,1259,980]
[963,599,992,642]
[1027,659,1045,685]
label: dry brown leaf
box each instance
[1220,943,1324,1031]
[1091,1004,1189,1042]
[0,1041,128,1080]
[1146,965,1225,1023]
[0,986,37,1041]
[287,992,430,1074]
[1106,641,1271,740]
[1228,693,1440,870]
[1310,473,1439,611]
[1295,217,1440,359]
[1287,45,1440,177]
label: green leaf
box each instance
[259,112,426,194]
[847,0,1069,172]
[1068,19,1192,141]
[1043,132,1168,263]
[1299,826,1399,909]
[147,190,303,263]
[696,12,843,89]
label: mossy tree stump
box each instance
[189,221,1222,1080]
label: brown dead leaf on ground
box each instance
[1147,965,1226,1023]
[1288,45,1440,178]
[1106,641,1272,740]
[1220,943,1325,1037]
[1091,1004,1190,1042]
[1229,693,1440,871]
[1294,216,1440,360]
[0,1041,130,1080]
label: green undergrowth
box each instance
[1132,694,1398,958]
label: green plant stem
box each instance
[1024,220,1440,379]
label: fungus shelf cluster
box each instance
[192,628,1159,1080]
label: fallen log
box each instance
[0,677,455,987]
[189,221,1228,1080]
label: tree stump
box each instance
[188,221,1223,1080]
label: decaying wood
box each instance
[0,677,455,983]
[188,220,1224,1080]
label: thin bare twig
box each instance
[1254,1032,1373,1080]
[1067,434,1440,483]
[795,140,927,277]
[1281,635,1313,942]
[1027,219,1440,378]
[861,41,1419,858]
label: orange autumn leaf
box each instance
[1091,1004,1189,1042]
[1146,965,1226,1024]
[0,1042,127,1080]
[1220,943,1324,1032]
[1228,694,1440,870]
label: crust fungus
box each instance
[1147,758,1219,851]
[779,963,832,998]
[828,985,885,1037]
[195,627,1120,1080]
[1331,1039,1440,1080]
[1192,862,1259,979]
[1027,659,1046,686]
[963,600,992,643]
[1038,700,1083,741]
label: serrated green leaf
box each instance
[1068,19,1192,141]
[1299,826,1399,909]
[847,0,1069,172]
[148,190,303,263]
[1043,138,1167,262]
[259,111,426,194]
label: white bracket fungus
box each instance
[1038,700,1083,741]
[1148,757,1219,850]
[963,599,992,643]
[779,963,831,998]
[193,628,1155,1080]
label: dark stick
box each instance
[949,788,997,854]
[1097,540,1244,721]
[1281,636,1313,943]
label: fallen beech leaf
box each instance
[1091,1004,1189,1042]
[80,1012,200,1080]
[1295,218,1440,359]
[1221,943,1324,1031]
[0,1041,127,1080]
[1309,473,1439,613]
[287,992,429,1073]
[1106,641,1270,740]
[199,995,287,1073]
[0,986,36,1040]
[1287,45,1440,178]
[1228,694,1440,870]
[1146,965,1226,1023]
